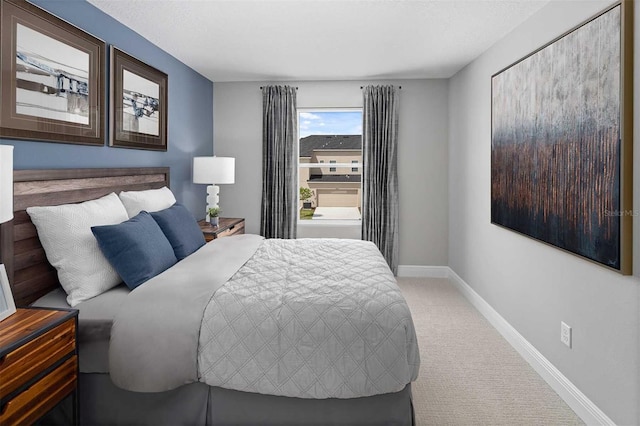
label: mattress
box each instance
[33,235,420,401]
[33,284,130,372]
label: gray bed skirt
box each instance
[70,374,414,425]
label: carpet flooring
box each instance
[397,277,584,426]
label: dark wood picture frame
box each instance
[0,0,105,146]
[109,46,167,151]
[491,1,633,275]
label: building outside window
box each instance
[298,109,362,222]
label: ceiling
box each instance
[87,0,550,83]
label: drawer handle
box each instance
[228,225,235,230]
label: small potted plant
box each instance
[300,187,313,209]
[207,207,221,226]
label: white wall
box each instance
[214,79,449,266]
[449,1,639,424]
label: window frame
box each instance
[297,107,363,226]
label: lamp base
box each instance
[205,185,220,220]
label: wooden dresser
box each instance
[199,218,245,242]
[0,308,79,425]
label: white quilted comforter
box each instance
[198,238,420,399]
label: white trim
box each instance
[446,268,615,426]
[397,265,449,278]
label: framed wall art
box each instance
[491,2,633,274]
[0,0,105,145]
[110,46,167,151]
[0,264,16,322]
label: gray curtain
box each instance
[361,85,399,274]
[260,85,298,239]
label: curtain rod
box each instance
[259,86,299,89]
[360,86,402,89]
[257,86,402,90]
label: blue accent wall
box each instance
[0,0,213,216]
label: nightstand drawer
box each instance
[0,355,77,426]
[199,218,245,241]
[216,221,245,238]
[0,318,75,399]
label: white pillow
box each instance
[118,186,176,218]
[27,193,129,307]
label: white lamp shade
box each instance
[0,145,13,224]
[193,156,235,184]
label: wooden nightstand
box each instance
[198,217,245,242]
[0,308,79,426]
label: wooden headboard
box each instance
[0,167,170,307]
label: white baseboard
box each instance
[397,265,449,278]
[446,268,614,426]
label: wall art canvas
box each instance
[0,0,105,145]
[122,69,160,136]
[110,47,167,151]
[15,24,89,124]
[0,264,16,322]
[491,2,633,274]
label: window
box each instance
[298,109,363,222]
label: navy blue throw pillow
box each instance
[91,211,177,290]
[150,203,205,260]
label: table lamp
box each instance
[0,145,16,322]
[193,156,235,219]
[0,145,12,224]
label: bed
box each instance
[0,167,419,425]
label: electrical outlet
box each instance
[561,322,572,348]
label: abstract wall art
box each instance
[491,2,633,274]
